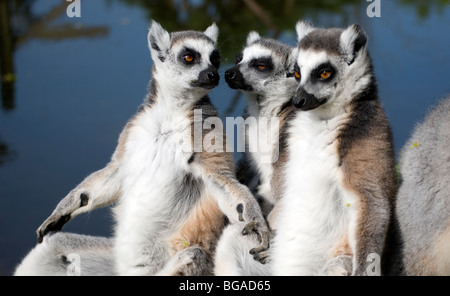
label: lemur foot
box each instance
[242,221,271,263]
[166,247,213,276]
[319,255,353,276]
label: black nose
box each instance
[225,70,236,81]
[292,88,328,111]
[208,71,219,83]
[292,98,307,109]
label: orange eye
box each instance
[184,54,194,63]
[257,65,266,70]
[294,71,301,79]
[320,70,331,79]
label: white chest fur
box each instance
[118,106,196,224]
[247,115,280,204]
[270,111,356,275]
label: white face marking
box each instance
[296,50,329,87]
[236,44,297,99]
[172,38,216,69]
[154,37,218,100]
[241,44,273,64]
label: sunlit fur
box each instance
[15,21,270,276]
[396,95,450,275]
[269,21,396,276]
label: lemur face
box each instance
[148,21,220,93]
[225,32,297,100]
[292,21,370,112]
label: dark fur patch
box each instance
[171,31,215,48]
[336,78,392,165]
[187,153,196,164]
[254,38,293,60]
[270,102,296,201]
[139,76,158,111]
[80,193,89,207]
[299,28,343,55]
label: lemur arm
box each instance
[36,126,129,243]
[341,136,395,276]
[192,151,271,256]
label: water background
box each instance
[0,0,449,275]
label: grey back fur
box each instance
[396,95,450,275]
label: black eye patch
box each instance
[249,57,274,72]
[311,62,336,82]
[210,49,220,69]
[179,47,201,65]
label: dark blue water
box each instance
[0,0,449,275]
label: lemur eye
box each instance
[320,70,332,80]
[257,65,266,70]
[184,54,194,63]
[294,71,301,80]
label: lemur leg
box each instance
[156,246,213,276]
[15,232,115,276]
[36,161,121,243]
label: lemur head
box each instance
[292,21,373,116]
[224,32,298,106]
[148,21,220,98]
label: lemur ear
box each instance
[204,23,219,45]
[340,24,368,65]
[295,20,314,43]
[246,31,261,46]
[148,20,171,63]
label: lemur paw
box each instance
[319,255,353,276]
[169,247,213,276]
[242,221,271,262]
[36,214,71,243]
[36,192,89,243]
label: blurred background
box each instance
[0,0,449,275]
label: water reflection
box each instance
[0,138,17,166]
[399,0,449,18]
[0,0,109,113]
[117,0,363,60]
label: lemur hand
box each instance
[237,199,270,263]
[36,213,71,243]
[36,192,89,243]
[242,221,271,264]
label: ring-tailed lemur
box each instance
[396,95,450,275]
[14,21,270,276]
[268,21,397,276]
[224,31,298,214]
[214,33,297,275]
